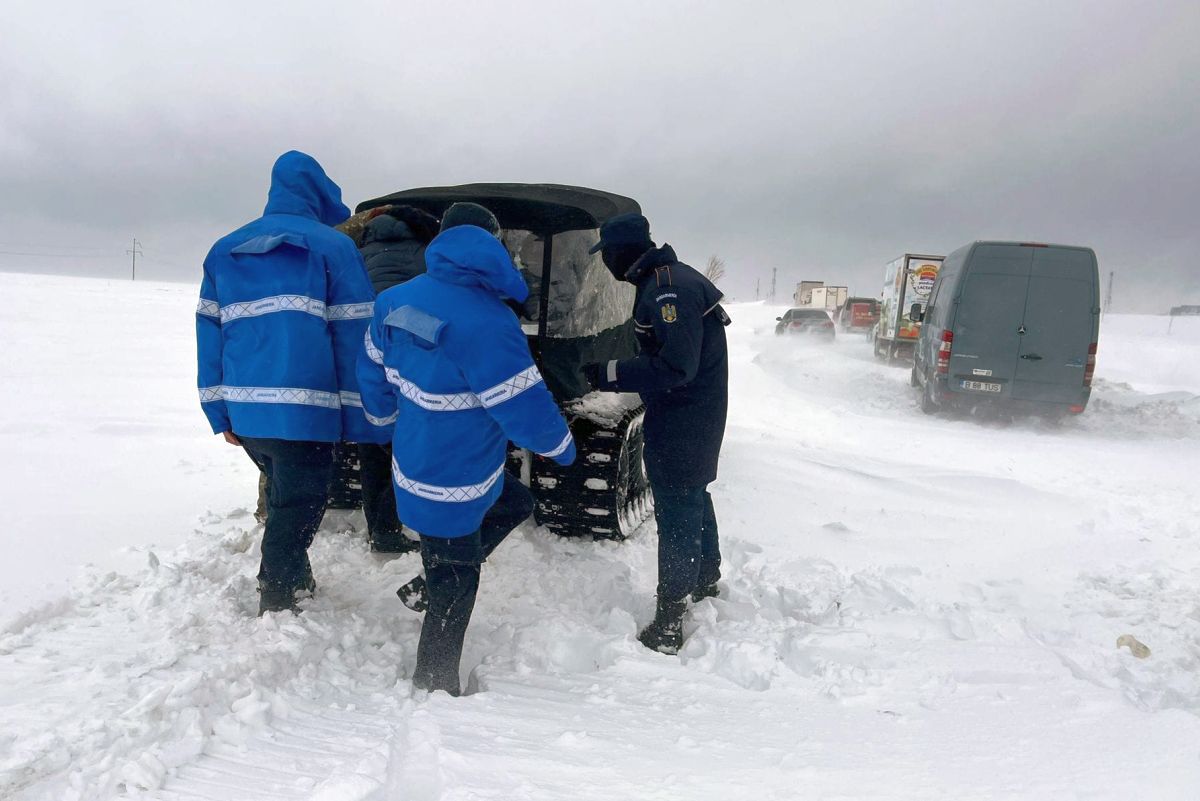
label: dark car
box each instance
[775,308,836,339]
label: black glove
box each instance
[582,362,605,390]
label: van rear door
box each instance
[1010,247,1098,404]
[948,244,1032,395]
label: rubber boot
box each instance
[258,583,299,615]
[691,582,720,602]
[638,598,686,655]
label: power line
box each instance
[0,250,120,259]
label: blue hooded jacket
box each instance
[356,225,576,537]
[196,151,385,444]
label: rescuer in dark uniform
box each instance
[583,212,730,654]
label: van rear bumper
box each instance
[935,377,1091,415]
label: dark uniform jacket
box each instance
[360,214,427,296]
[601,245,730,487]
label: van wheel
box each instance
[920,376,938,415]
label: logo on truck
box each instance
[912,264,939,297]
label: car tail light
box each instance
[936,329,953,374]
[1083,343,1097,387]
[1069,404,1085,414]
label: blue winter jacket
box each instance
[196,151,386,444]
[357,225,576,537]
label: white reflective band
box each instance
[197,299,220,318]
[220,294,326,324]
[538,431,574,459]
[385,368,483,411]
[606,360,618,383]
[202,385,341,409]
[328,302,374,321]
[478,366,544,409]
[364,329,384,365]
[391,459,504,503]
[382,365,544,412]
[339,391,363,407]
[365,409,398,426]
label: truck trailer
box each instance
[872,253,943,361]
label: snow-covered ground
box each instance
[2,270,1199,800]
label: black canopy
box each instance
[355,183,640,236]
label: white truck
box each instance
[793,281,847,310]
[872,253,943,361]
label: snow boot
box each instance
[691,582,720,602]
[258,584,299,615]
[397,575,428,613]
[638,598,686,655]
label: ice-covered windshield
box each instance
[502,228,635,338]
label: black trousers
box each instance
[357,443,404,544]
[240,437,334,591]
[651,484,721,603]
[413,472,534,695]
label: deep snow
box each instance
[1,271,1199,800]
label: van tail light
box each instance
[1083,343,1097,387]
[1069,404,1085,414]
[936,329,953,374]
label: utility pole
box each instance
[755,278,760,301]
[769,267,777,303]
[127,238,143,280]
[1104,271,1114,314]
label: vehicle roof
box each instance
[355,183,641,236]
[967,240,1095,253]
[787,307,832,315]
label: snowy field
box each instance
[2,270,1199,800]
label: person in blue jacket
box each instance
[357,202,576,696]
[196,150,386,615]
[583,212,730,655]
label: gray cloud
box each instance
[2,0,1196,311]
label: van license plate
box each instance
[961,380,1001,393]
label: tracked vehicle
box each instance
[328,184,653,539]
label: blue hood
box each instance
[423,225,529,302]
[263,151,351,226]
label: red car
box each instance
[836,297,880,332]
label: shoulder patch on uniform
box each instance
[384,305,446,345]
[661,303,678,323]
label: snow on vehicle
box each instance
[872,253,943,361]
[910,241,1100,416]
[329,184,653,539]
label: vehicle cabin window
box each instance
[927,279,942,325]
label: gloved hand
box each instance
[582,362,612,391]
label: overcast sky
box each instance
[2,0,1197,311]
